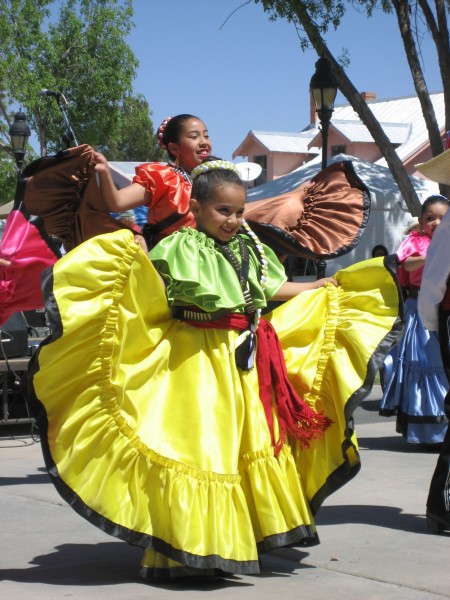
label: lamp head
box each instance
[8,111,31,170]
[310,57,338,122]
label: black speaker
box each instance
[23,308,47,329]
[0,312,29,359]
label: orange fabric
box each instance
[133,163,195,242]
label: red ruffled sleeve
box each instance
[133,163,195,240]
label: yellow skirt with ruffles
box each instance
[29,229,402,577]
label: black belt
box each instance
[172,306,230,322]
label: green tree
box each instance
[0,158,17,204]
[0,0,160,205]
[253,0,449,213]
[101,94,164,163]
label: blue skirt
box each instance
[380,297,449,444]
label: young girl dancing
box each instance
[380,195,449,445]
[29,160,401,580]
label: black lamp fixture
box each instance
[310,56,338,280]
[9,110,31,173]
[310,56,338,171]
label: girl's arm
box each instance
[93,151,149,212]
[0,257,11,267]
[403,255,426,272]
[273,277,339,301]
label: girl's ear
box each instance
[167,141,178,159]
[189,198,200,215]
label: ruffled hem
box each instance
[380,298,448,444]
[244,161,371,259]
[395,412,448,444]
[269,253,403,511]
[35,405,320,572]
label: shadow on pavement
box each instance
[258,547,312,577]
[0,542,277,589]
[357,434,442,453]
[0,467,49,486]
[0,474,49,486]
[314,503,430,535]
[0,542,142,586]
[357,399,381,412]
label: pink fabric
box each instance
[395,231,430,288]
[0,208,59,326]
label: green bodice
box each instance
[149,228,287,312]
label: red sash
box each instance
[186,314,331,454]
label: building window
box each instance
[331,144,347,156]
[253,155,267,186]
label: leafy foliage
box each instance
[101,94,164,162]
[0,0,161,206]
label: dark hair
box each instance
[421,194,449,214]
[159,114,200,161]
[191,156,244,204]
[371,244,388,258]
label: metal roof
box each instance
[233,92,444,164]
[233,128,319,157]
[328,120,411,145]
[332,92,444,164]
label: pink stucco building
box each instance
[232,91,445,186]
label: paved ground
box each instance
[1,386,449,599]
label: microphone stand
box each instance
[56,93,79,148]
[44,92,79,148]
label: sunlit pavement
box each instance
[1,385,448,600]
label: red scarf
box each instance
[186,314,331,454]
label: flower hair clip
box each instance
[191,160,239,180]
[157,116,173,149]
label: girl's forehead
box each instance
[423,202,448,214]
[181,118,207,133]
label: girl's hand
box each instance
[0,257,11,267]
[273,277,339,301]
[315,277,339,288]
[92,151,110,174]
[134,235,148,253]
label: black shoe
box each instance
[426,510,450,533]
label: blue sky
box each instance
[127,1,442,162]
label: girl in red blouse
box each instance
[94,114,212,246]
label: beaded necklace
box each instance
[241,220,268,298]
[168,162,192,185]
[215,220,268,370]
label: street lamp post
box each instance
[310,56,338,170]
[310,56,338,278]
[9,111,31,174]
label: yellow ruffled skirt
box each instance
[29,230,402,578]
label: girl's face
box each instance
[190,183,246,243]
[168,118,212,172]
[419,202,448,238]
